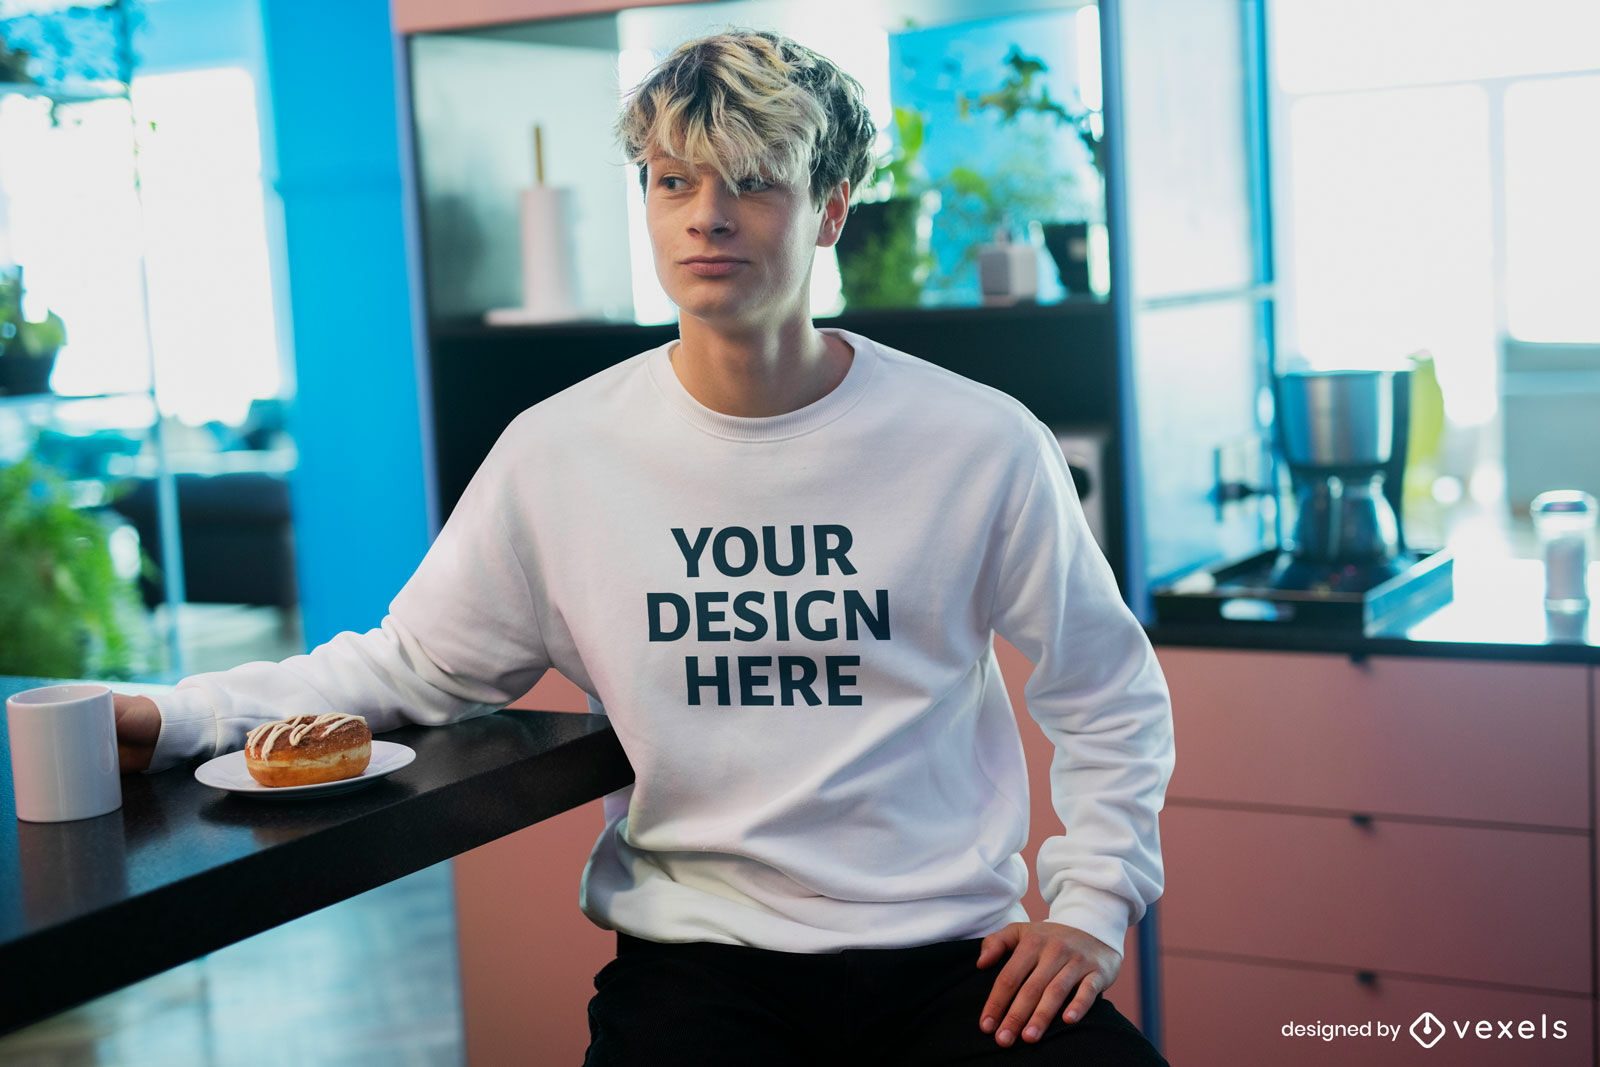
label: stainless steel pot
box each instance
[1277,369,1394,469]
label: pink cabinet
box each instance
[1156,647,1599,1066]
[1163,954,1595,1067]
[456,670,610,1067]
[1162,648,1589,827]
[1161,806,1590,992]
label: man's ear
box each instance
[815,181,851,248]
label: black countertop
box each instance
[1149,557,1598,664]
[0,678,633,1035]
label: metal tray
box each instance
[1152,549,1454,633]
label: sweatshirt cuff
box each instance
[146,686,222,773]
[1045,885,1134,957]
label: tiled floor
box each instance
[1,605,466,1067]
[0,864,464,1066]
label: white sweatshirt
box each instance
[149,329,1174,954]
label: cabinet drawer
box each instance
[1161,806,1592,993]
[1157,648,1590,828]
[1162,953,1596,1067]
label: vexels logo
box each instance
[1282,1010,1568,1048]
[1408,1011,1569,1048]
[1410,1012,1446,1049]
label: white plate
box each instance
[194,741,415,799]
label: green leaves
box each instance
[964,47,1064,125]
[0,267,67,358]
[836,197,930,308]
[0,457,147,678]
[17,310,66,356]
[946,166,992,201]
[1005,46,1047,80]
[894,106,925,159]
[870,106,931,200]
[960,44,1104,178]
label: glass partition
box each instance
[407,0,1105,326]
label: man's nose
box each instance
[687,183,736,237]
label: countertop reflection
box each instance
[0,678,632,1035]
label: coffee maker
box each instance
[1270,368,1412,592]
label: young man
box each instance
[117,31,1173,1066]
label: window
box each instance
[1270,0,1600,517]
[0,66,280,424]
[1504,74,1600,342]
[1281,85,1495,424]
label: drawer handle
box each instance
[1355,971,1378,987]
[1349,813,1375,829]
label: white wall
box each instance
[411,34,634,320]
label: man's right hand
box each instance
[114,693,162,773]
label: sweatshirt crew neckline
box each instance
[646,328,877,442]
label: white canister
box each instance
[518,186,579,320]
[6,683,122,822]
[977,228,1038,305]
[1531,489,1596,613]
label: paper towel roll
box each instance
[517,186,578,320]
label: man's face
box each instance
[644,153,848,332]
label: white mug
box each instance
[6,683,123,823]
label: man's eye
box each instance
[735,176,772,193]
[659,175,686,191]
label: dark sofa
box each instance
[110,471,297,610]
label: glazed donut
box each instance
[244,713,372,787]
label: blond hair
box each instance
[615,30,875,202]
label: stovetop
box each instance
[1152,548,1455,632]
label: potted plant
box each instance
[0,456,148,678]
[934,133,1080,302]
[0,266,68,396]
[833,106,936,309]
[958,46,1103,294]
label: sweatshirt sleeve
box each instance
[146,423,555,772]
[988,421,1175,954]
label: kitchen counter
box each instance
[1149,556,1598,663]
[0,677,632,1035]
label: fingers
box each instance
[113,694,160,773]
[1061,970,1103,1024]
[993,947,1091,1047]
[975,924,1019,970]
[117,737,155,773]
[1021,962,1096,1042]
[979,938,1038,1037]
[977,923,1119,1047]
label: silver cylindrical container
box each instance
[1531,489,1595,613]
[1278,370,1394,468]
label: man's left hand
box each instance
[976,920,1121,1047]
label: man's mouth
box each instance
[681,256,745,276]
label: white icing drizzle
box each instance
[246,713,367,758]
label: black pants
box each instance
[584,933,1169,1066]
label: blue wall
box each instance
[257,0,432,646]
[130,0,431,647]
